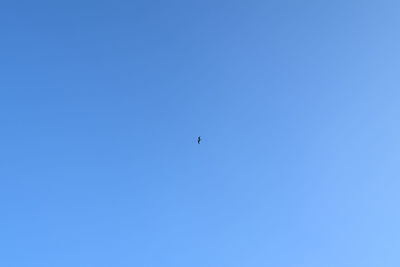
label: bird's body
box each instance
[197,136,201,144]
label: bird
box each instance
[197,136,201,144]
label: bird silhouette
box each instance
[197,136,201,144]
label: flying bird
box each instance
[197,136,201,144]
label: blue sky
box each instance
[1,1,400,266]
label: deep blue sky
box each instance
[1,1,400,266]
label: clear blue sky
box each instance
[1,1,400,266]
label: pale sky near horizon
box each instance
[1,1,400,266]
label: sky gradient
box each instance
[1,1,400,266]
